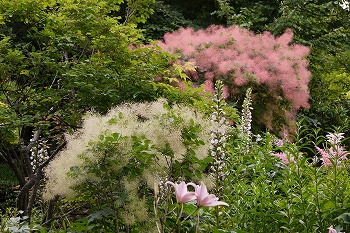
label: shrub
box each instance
[44,99,215,230]
[156,25,311,134]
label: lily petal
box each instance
[166,181,197,204]
[194,182,229,207]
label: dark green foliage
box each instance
[139,1,192,41]
[162,0,223,28]
[224,0,281,32]
[0,163,18,212]
[140,0,224,41]
[268,0,349,45]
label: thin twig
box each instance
[42,203,88,226]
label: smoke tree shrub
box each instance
[156,25,311,133]
[43,99,215,230]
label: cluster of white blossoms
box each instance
[239,88,253,139]
[30,136,49,173]
[210,80,228,194]
[326,132,344,145]
[339,0,349,11]
[236,88,253,156]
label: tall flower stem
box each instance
[173,203,183,233]
[154,184,163,233]
[196,210,200,233]
[210,80,228,227]
[177,206,201,224]
[239,88,253,155]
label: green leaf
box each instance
[87,207,114,223]
[336,213,350,223]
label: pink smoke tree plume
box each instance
[156,25,311,133]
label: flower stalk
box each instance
[210,80,228,227]
[210,80,228,197]
[238,88,253,155]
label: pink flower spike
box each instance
[166,181,197,204]
[194,182,229,207]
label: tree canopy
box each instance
[0,0,183,216]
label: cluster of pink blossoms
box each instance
[316,133,348,167]
[271,152,296,165]
[166,181,229,207]
[271,133,349,167]
[157,25,311,132]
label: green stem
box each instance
[333,157,338,210]
[313,167,323,230]
[172,203,183,233]
[181,207,200,223]
[215,206,219,228]
[196,210,200,233]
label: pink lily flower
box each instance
[194,182,229,207]
[166,181,197,204]
[328,226,344,233]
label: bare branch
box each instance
[42,203,88,226]
[16,140,67,215]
